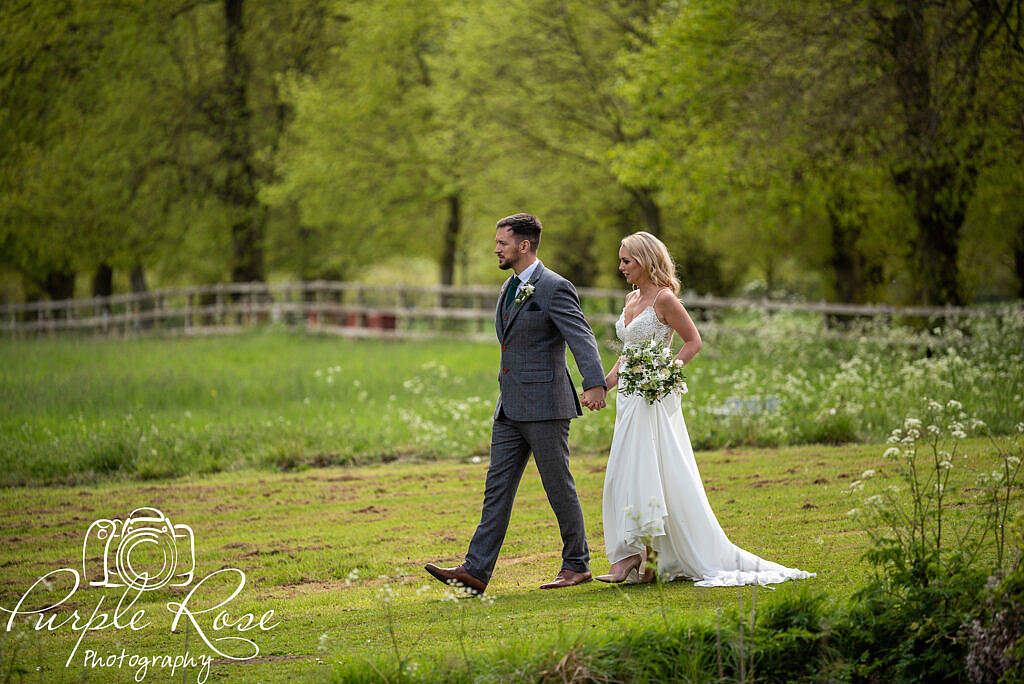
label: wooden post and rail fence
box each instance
[0,281,1013,345]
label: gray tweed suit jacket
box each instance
[493,260,606,422]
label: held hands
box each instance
[580,386,607,411]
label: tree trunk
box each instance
[910,171,966,305]
[764,256,775,295]
[1015,220,1024,300]
[43,269,75,302]
[825,192,879,304]
[224,0,264,284]
[91,262,113,298]
[633,187,662,237]
[130,263,153,329]
[879,0,983,305]
[129,263,148,293]
[440,193,460,310]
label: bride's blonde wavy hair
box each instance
[621,232,681,295]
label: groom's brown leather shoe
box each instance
[539,568,592,589]
[424,563,487,595]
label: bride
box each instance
[595,231,814,587]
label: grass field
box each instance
[0,322,1020,681]
[6,436,1009,683]
[1,313,1021,487]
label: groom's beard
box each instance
[498,260,512,270]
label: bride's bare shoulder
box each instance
[653,287,682,321]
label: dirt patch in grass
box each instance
[353,505,388,515]
[752,478,789,487]
[211,653,317,667]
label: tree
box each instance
[267,0,484,288]
[615,0,1024,303]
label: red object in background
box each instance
[364,312,397,330]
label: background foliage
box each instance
[2,0,1022,304]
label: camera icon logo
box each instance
[82,507,195,591]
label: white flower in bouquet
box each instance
[618,338,688,404]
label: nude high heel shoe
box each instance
[595,549,646,583]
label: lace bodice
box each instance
[616,302,673,351]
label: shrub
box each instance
[839,402,1023,682]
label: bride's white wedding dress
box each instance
[603,296,815,587]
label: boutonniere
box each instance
[513,282,536,307]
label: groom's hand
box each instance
[580,386,607,411]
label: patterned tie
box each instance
[504,275,521,310]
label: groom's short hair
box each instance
[496,213,542,253]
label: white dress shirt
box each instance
[514,259,540,297]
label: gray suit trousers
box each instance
[464,407,590,584]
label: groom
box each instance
[425,213,607,594]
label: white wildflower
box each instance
[861,469,876,478]
[883,446,901,460]
[345,568,359,586]
[946,399,962,411]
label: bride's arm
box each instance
[655,292,702,365]
[605,356,622,389]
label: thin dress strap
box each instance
[652,288,669,306]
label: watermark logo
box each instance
[84,507,195,591]
[2,506,279,683]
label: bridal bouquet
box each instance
[618,338,688,404]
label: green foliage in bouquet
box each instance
[618,338,688,404]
